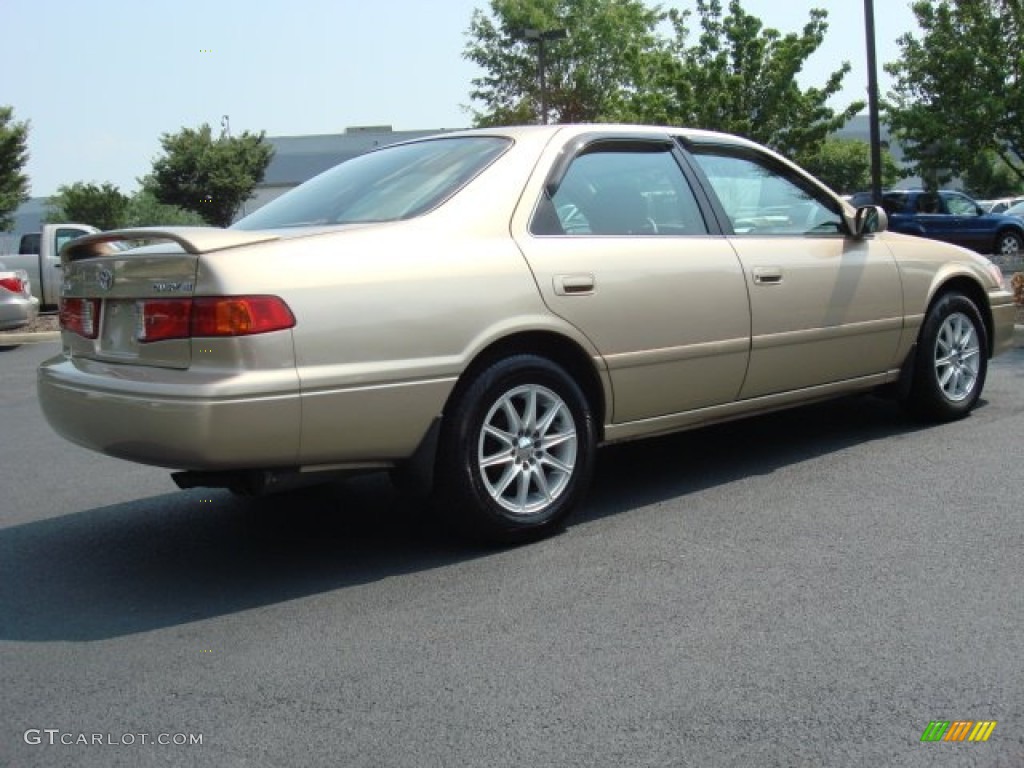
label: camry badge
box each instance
[97,268,114,291]
[152,281,195,293]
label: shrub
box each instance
[1012,272,1024,305]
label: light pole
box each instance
[864,0,883,205]
[517,28,567,124]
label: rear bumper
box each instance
[0,294,40,331]
[37,354,302,470]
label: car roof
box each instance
[403,123,766,151]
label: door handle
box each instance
[752,267,783,285]
[553,274,595,295]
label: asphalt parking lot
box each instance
[1,338,1023,767]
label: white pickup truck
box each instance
[1,223,99,309]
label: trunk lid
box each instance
[60,227,278,369]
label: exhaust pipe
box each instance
[171,467,375,496]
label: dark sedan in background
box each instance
[849,189,1024,256]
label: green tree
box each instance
[0,106,31,232]
[150,124,273,227]
[651,0,863,158]
[125,180,207,227]
[796,138,900,195]
[963,151,1024,200]
[886,0,1024,186]
[45,181,130,230]
[464,0,666,125]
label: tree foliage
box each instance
[647,0,863,157]
[464,0,664,125]
[125,179,207,227]
[0,106,31,232]
[796,138,900,195]
[886,0,1024,186]
[150,124,273,227]
[45,178,205,230]
[464,0,863,159]
[963,151,1024,199]
[45,182,130,230]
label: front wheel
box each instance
[995,229,1022,257]
[435,355,596,543]
[902,292,988,422]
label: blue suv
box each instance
[849,189,1024,256]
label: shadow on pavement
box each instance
[0,393,931,643]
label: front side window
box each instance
[944,193,979,216]
[692,150,843,235]
[233,137,510,230]
[531,146,708,236]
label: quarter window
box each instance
[531,146,708,236]
[692,150,843,235]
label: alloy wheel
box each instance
[933,311,981,402]
[477,384,578,516]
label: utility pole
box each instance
[517,28,567,124]
[864,0,883,205]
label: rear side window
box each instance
[234,137,510,230]
[531,146,708,236]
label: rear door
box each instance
[512,135,751,424]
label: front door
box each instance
[687,146,904,399]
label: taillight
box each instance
[136,296,295,343]
[136,299,192,342]
[0,275,25,294]
[60,298,101,339]
[192,297,296,337]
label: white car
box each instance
[0,261,40,332]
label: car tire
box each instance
[995,229,1022,257]
[435,354,596,544]
[902,292,987,422]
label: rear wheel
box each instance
[903,292,987,421]
[435,355,596,543]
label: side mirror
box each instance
[851,205,887,237]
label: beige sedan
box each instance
[38,125,1017,542]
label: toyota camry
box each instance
[38,125,1017,542]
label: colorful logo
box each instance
[921,720,996,742]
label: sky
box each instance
[4,0,919,198]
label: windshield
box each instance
[232,136,511,230]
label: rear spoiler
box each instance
[62,227,280,263]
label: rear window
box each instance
[233,137,510,230]
[19,234,40,254]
